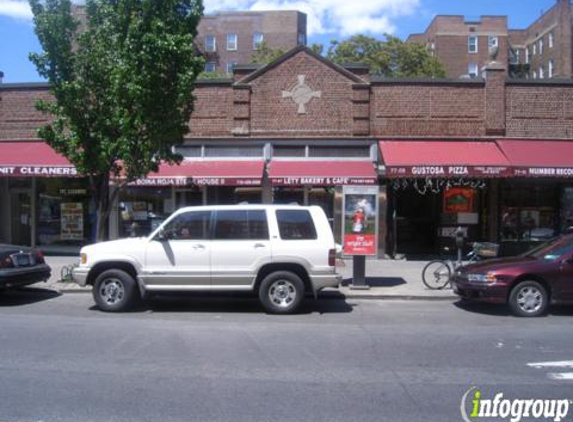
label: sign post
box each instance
[342,186,379,290]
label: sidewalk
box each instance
[36,256,458,300]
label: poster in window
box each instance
[342,186,378,256]
[443,188,474,213]
[61,202,84,240]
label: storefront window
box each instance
[118,187,172,238]
[309,187,334,227]
[501,182,557,242]
[273,187,303,205]
[37,178,92,246]
[561,187,573,232]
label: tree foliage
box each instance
[326,34,446,78]
[29,0,204,240]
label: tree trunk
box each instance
[90,174,111,243]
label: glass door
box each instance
[10,191,32,246]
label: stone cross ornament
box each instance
[281,75,321,114]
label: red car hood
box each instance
[459,256,540,273]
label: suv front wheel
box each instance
[93,269,139,312]
[259,271,305,314]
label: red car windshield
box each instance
[526,236,573,261]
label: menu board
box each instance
[61,202,84,240]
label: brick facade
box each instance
[3,47,573,143]
[0,85,51,141]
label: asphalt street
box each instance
[1,290,573,422]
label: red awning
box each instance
[0,141,77,177]
[268,160,377,186]
[379,140,511,178]
[497,139,573,177]
[132,160,265,186]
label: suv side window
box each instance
[214,210,269,240]
[276,210,317,240]
[162,211,211,240]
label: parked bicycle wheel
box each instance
[422,260,452,289]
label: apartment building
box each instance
[196,11,307,74]
[407,15,509,79]
[509,0,572,79]
[408,0,573,79]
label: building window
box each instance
[549,31,554,48]
[539,38,544,55]
[297,32,306,46]
[227,33,237,51]
[468,63,479,78]
[226,62,236,74]
[468,35,478,53]
[549,59,554,78]
[525,47,530,64]
[532,43,536,55]
[205,62,216,73]
[539,66,545,79]
[532,70,537,79]
[205,35,216,52]
[515,49,521,63]
[253,33,263,50]
[488,35,498,49]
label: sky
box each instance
[0,0,558,83]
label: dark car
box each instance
[453,234,573,317]
[0,244,51,291]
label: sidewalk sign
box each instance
[342,186,379,289]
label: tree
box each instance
[327,34,446,78]
[249,42,324,65]
[29,0,204,241]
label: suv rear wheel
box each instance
[259,271,305,314]
[93,269,139,312]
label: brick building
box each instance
[407,15,509,79]
[71,6,307,75]
[408,0,573,80]
[1,46,573,257]
[196,11,307,74]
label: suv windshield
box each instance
[525,236,573,261]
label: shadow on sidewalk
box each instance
[0,287,61,307]
[341,277,406,288]
[89,293,354,315]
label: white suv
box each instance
[73,205,341,314]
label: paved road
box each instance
[1,290,572,422]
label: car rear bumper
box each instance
[0,264,51,289]
[452,278,509,304]
[71,266,90,287]
[311,272,342,292]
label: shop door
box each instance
[393,188,440,257]
[10,191,32,246]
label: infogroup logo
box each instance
[460,387,571,422]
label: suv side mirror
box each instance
[155,228,168,241]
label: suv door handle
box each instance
[254,243,266,248]
[193,244,205,249]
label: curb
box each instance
[51,286,458,301]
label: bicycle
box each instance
[422,242,499,290]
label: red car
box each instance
[452,234,573,317]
